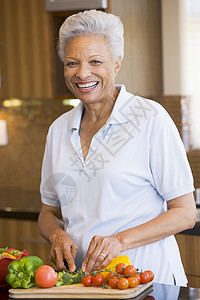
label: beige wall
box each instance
[161,0,189,95]
[112,0,162,98]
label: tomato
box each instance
[116,263,126,275]
[108,276,119,289]
[128,276,139,288]
[140,271,150,284]
[106,272,115,281]
[35,265,58,288]
[82,275,93,287]
[92,274,105,287]
[124,265,136,277]
[117,277,129,290]
[135,273,141,284]
[146,270,154,282]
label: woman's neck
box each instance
[82,87,119,124]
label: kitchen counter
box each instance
[0,190,200,234]
[0,190,41,220]
[1,283,200,300]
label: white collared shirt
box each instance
[40,85,194,286]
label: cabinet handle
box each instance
[19,237,49,244]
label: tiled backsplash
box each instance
[161,95,200,189]
[0,98,74,191]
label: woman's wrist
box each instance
[112,231,129,253]
[49,227,65,244]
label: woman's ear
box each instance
[114,57,122,76]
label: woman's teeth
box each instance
[77,82,98,89]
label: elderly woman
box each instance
[38,10,196,286]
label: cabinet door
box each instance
[176,234,200,288]
[0,0,53,99]
[0,218,54,267]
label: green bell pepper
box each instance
[6,255,43,288]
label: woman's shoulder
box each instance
[131,94,173,123]
[46,106,78,138]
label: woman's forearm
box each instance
[113,193,196,252]
[38,205,64,243]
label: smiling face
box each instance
[64,35,121,105]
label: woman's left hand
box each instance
[82,235,122,273]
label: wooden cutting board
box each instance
[9,282,153,299]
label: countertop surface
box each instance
[0,190,200,235]
[0,190,41,220]
[1,283,200,300]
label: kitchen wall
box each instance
[0,0,199,194]
[0,0,163,193]
[0,99,73,191]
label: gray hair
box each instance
[58,10,124,62]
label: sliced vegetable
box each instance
[0,252,16,259]
[0,247,8,254]
[56,269,84,287]
[0,248,29,260]
[6,256,43,288]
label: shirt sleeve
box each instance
[40,126,60,207]
[149,105,194,201]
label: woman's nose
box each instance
[76,63,91,79]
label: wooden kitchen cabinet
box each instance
[0,218,54,268]
[0,0,54,99]
[175,233,200,288]
[0,0,162,99]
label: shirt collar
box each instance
[107,84,135,125]
[69,84,134,130]
[69,101,84,131]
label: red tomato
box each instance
[128,276,139,288]
[135,273,141,284]
[105,272,115,284]
[124,265,136,277]
[116,263,126,275]
[108,276,119,289]
[146,270,154,282]
[92,274,105,287]
[82,275,93,287]
[35,265,58,288]
[140,271,150,284]
[117,277,129,289]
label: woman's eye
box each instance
[65,62,77,67]
[90,60,101,65]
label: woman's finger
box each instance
[82,237,100,272]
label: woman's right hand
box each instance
[49,227,78,272]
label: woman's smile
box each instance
[75,81,99,93]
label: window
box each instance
[186,0,200,149]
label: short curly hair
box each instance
[58,10,124,62]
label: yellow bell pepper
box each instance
[100,255,132,278]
